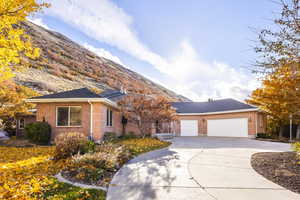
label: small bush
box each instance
[24,122,51,145]
[256,133,274,139]
[103,132,117,142]
[54,132,89,159]
[63,144,132,186]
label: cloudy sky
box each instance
[30,0,279,101]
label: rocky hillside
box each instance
[15,21,189,101]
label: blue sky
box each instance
[30,0,280,101]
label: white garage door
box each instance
[180,120,198,136]
[207,118,248,137]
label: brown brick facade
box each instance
[174,111,266,137]
[35,102,141,141]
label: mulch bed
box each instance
[251,152,300,194]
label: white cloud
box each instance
[45,0,258,101]
[83,43,124,66]
[28,17,50,30]
[160,40,259,101]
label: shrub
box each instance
[25,122,51,145]
[54,132,89,159]
[63,144,132,186]
[82,140,96,154]
[256,133,274,139]
[103,132,117,142]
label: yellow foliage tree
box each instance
[0,0,49,82]
[0,81,38,117]
[248,62,300,136]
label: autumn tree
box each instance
[0,81,38,117]
[250,0,300,138]
[0,1,48,120]
[0,0,49,82]
[248,62,300,137]
[118,94,177,137]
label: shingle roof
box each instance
[30,88,125,101]
[171,99,257,114]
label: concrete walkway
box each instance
[107,137,300,200]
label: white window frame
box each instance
[56,106,82,127]
[19,118,25,129]
[106,108,113,127]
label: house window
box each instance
[106,108,113,127]
[57,106,82,127]
[19,118,25,129]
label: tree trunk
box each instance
[279,125,285,138]
[296,124,300,139]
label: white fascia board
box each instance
[177,108,259,116]
[26,98,119,109]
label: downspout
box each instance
[255,113,258,138]
[88,100,93,140]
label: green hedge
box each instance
[25,122,51,145]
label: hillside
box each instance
[14,21,189,101]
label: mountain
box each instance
[14,21,189,101]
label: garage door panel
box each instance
[181,120,198,136]
[207,118,248,137]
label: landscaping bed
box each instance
[0,136,170,199]
[61,138,171,187]
[251,152,300,194]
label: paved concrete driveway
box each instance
[107,137,300,200]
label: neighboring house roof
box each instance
[171,99,258,115]
[26,88,125,108]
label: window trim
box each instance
[19,118,25,129]
[106,108,113,127]
[56,106,82,127]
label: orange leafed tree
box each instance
[118,94,177,137]
[247,62,300,136]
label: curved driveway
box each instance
[107,137,300,200]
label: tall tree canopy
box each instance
[249,0,299,137]
[0,1,49,118]
[254,0,299,73]
[0,0,49,82]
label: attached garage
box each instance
[180,120,198,136]
[172,99,265,138]
[207,118,248,137]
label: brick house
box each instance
[26,88,140,142]
[24,88,266,141]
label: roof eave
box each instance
[26,98,119,109]
[177,108,260,116]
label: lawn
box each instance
[0,137,170,200]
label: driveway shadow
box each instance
[107,148,184,200]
